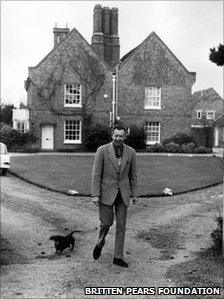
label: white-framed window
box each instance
[144,86,161,109]
[64,84,82,107]
[206,110,215,120]
[16,121,26,133]
[64,120,81,144]
[196,110,202,119]
[145,122,160,145]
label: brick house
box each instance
[25,4,196,151]
[190,88,223,147]
[117,31,196,145]
[25,25,114,150]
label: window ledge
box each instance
[144,107,161,110]
[64,104,82,108]
[146,141,159,145]
[191,125,204,128]
[63,140,82,144]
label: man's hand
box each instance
[132,196,139,205]
[92,196,100,207]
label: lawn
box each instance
[9,154,223,197]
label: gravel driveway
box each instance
[1,174,223,298]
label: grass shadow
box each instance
[166,247,223,298]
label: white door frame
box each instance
[41,125,54,150]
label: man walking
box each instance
[91,124,138,267]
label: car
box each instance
[0,142,10,175]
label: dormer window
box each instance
[144,86,161,109]
[64,84,82,107]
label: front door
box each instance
[41,125,54,150]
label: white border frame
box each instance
[146,121,161,145]
[63,120,82,144]
[206,110,215,120]
[144,86,161,110]
[64,84,82,108]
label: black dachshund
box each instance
[49,230,81,254]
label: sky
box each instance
[1,0,223,107]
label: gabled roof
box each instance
[28,27,112,71]
[119,31,196,77]
[192,87,223,101]
[192,87,213,98]
[214,113,223,125]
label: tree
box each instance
[209,44,224,66]
[0,104,14,125]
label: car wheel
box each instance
[2,169,7,175]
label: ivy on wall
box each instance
[132,42,187,87]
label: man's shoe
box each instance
[93,245,102,260]
[113,258,129,267]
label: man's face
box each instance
[112,129,126,144]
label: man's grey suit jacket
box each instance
[91,142,138,206]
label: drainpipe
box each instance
[115,65,118,120]
[112,73,116,126]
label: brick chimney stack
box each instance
[91,4,120,68]
[53,26,70,47]
[92,4,104,59]
[102,7,111,35]
[110,8,120,67]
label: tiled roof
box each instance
[192,87,223,100]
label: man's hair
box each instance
[112,124,127,133]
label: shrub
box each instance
[0,128,24,148]
[22,132,38,144]
[125,124,146,150]
[9,143,40,153]
[206,148,213,153]
[0,127,38,150]
[146,146,154,152]
[20,143,40,153]
[194,146,211,154]
[146,143,164,152]
[164,142,181,153]
[58,148,77,153]
[181,142,196,153]
[163,132,196,146]
[210,216,223,255]
[84,123,111,151]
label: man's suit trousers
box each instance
[97,190,127,259]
